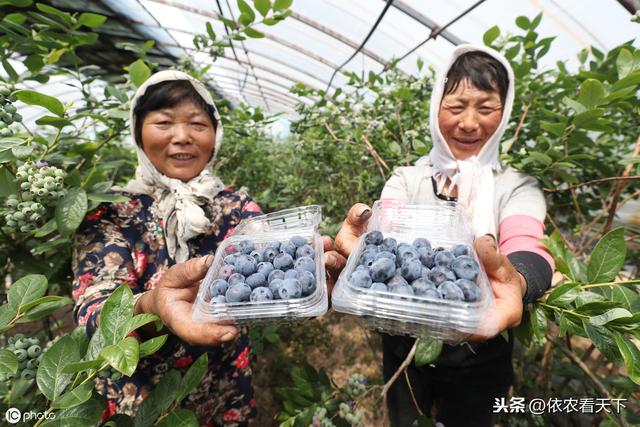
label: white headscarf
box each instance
[121,70,226,263]
[415,44,515,237]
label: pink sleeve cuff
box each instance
[499,215,555,271]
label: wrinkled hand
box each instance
[468,235,527,341]
[322,236,346,295]
[335,203,372,258]
[138,256,239,346]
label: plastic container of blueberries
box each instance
[331,200,494,343]
[192,206,328,325]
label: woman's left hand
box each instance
[322,236,346,295]
[468,235,527,341]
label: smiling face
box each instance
[140,100,216,181]
[438,79,503,160]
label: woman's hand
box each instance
[137,256,239,346]
[468,235,527,341]
[335,203,372,258]
[322,236,346,294]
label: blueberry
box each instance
[27,345,41,358]
[380,237,397,253]
[268,269,285,283]
[390,284,414,296]
[364,230,383,245]
[433,246,446,252]
[434,250,454,268]
[369,258,395,282]
[235,254,257,276]
[210,295,227,304]
[273,252,294,271]
[223,253,239,265]
[209,279,229,297]
[421,266,430,279]
[226,283,252,302]
[438,281,464,301]
[279,279,302,299]
[284,269,299,280]
[249,250,263,263]
[364,244,380,254]
[228,273,245,286]
[397,246,418,266]
[370,282,388,292]
[296,244,315,259]
[401,260,423,282]
[451,256,480,281]
[294,256,316,274]
[355,264,369,273]
[218,265,236,280]
[452,244,471,257]
[250,287,274,302]
[238,240,255,254]
[298,270,316,296]
[359,251,376,267]
[269,278,283,299]
[413,238,431,250]
[396,243,413,258]
[280,241,297,258]
[262,247,279,263]
[266,240,281,250]
[428,266,454,285]
[290,235,308,247]
[350,270,372,288]
[387,275,409,288]
[419,248,435,268]
[257,262,274,278]
[412,278,437,296]
[246,272,267,289]
[374,251,396,263]
[456,279,480,302]
[422,288,442,299]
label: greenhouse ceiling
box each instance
[6,0,640,117]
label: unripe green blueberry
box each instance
[0,128,12,137]
[9,94,17,102]
[13,211,24,220]
[35,188,47,197]
[5,104,16,114]
[14,348,27,361]
[29,213,41,222]
[6,372,15,380]
[27,345,41,358]
[26,359,38,369]
[21,192,33,201]
[0,121,6,129]
[21,369,35,380]
[5,199,18,209]
[15,338,30,350]
[7,336,16,345]
[20,182,30,190]
[19,359,27,369]
[12,113,21,122]
[6,219,17,228]
[27,337,39,346]
[20,225,31,233]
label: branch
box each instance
[512,101,531,144]
[404,370,423,416]
[362,134,389,180]
[543,175,640,193]
[604,136,640,232]
[380,340,417,399]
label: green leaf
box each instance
[546,282,580,306]
[124,313,160,336]
[100,285,135,345]
[128,59,151,88]
[139,334,168,357]
[55,187,88,237]
[51,382,93,409]
[11,145,32,159]
[85,330,106,361]
[77,12,106,29]
[610,286,640,312]
[589,308,632,326]
[2,59,18,81]
[0,166,16,197]
[575,301,622,315]
[176,353,208,403]
[254,0,270,16]
[0,349,19,374]
[414,338,443,367]
[60,359,102,374]
[155,369,181,411]
[616,48,634,79]
[35,115,73,129]
[36,336,80,401]
[18,295,70,316]
[530,12,542,29]
[87,193,130,204]
[244,27,265,38]
[614,334,640,384]
[577,79,605,109]
[611,70,640,91]
[157,409,199,427]
[237,0,256,25]
[0,304,17,332]
[273,0,292,10]
[205,21,216,40]
[0,0,32,6]
[41,395,104,427]
[573,108,604,129]
[587,227,626,283]
[540,121,566,137]
[14,89,65,117]
[530,304,548,343]
[8,274,47,312]
[482,25,500,46]
[34,218,57,237]
[515,16,530,30]
[36,3,72,23]
[100,336,139,377]
[583,321,619,363]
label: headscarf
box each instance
[121,70,226,263]
[415,44,515,237]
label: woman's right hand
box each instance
[137,256,239,346]
[335,203,372,258]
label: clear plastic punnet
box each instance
[193,206,327,325]
[332,200,495,343]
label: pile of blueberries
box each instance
[0,334,42,382]
[349,231,481,302]
[208,235,317,304]
[0,82,20,137]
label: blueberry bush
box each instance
[0,1,638,426]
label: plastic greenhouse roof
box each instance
[6,0,640,118]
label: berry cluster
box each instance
[2,161,66,232]
[346,374,367,397]
[0,334,43,382]
[349,231,481,302]
[209,235,317,304]
[338,402,363,426]
[97,366,122,382]
[311,407,335,427]
[0,82,20,137]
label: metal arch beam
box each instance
[216,88,299,110]
[391,0,464,46]
[213,80,303,106]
